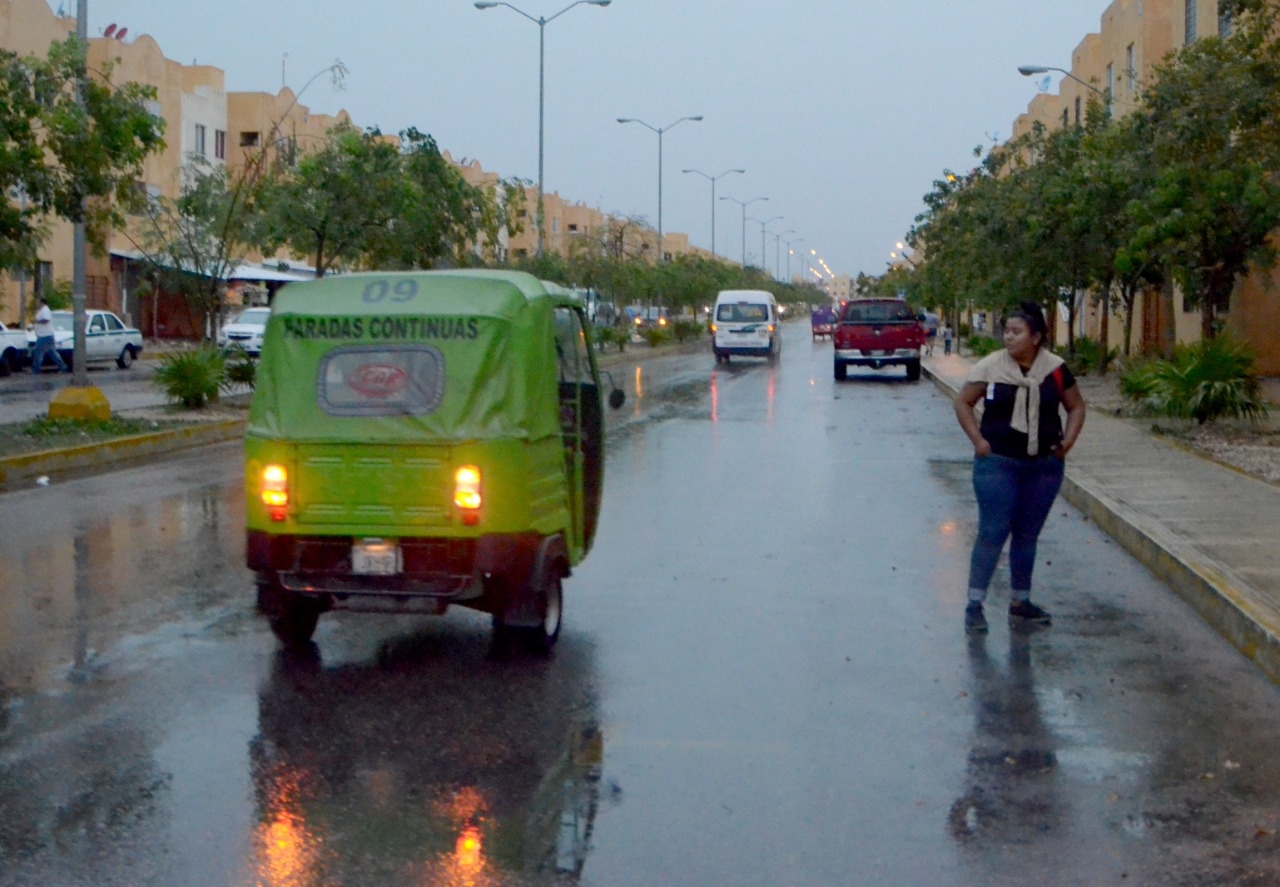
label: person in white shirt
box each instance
[30,298,69,374]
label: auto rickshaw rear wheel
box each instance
[492,562,563,656]
[257,576,322,646]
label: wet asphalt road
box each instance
[3,322,1280,885]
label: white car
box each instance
[0,321,29,376]
[217,307,270,356]
[28,309,144,371]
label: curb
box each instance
[923,363,1280,685]
[0,418,246,492]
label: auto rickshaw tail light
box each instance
[455,465,482,523]
[261,464,289,521]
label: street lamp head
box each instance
[474,1,499,8]
[1017,65,1051,76]
[616,117,633,124]
[589,0,611,5]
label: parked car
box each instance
[832,298,924,381]
[217,306,271,356]
[0,321,29,376]
[625,305,671,334]
[27,309,143,371]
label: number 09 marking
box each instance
[362,279,419,304]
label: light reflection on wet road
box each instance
[2,323,1280,885]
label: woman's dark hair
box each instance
[1005,301,1048,339]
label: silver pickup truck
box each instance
[0,321,29,376]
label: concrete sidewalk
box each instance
[924,351,1280,685]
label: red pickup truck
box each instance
[832,298,925,381]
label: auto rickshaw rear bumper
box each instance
[247,529,547,611]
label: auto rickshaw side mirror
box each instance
[600,371,626,409]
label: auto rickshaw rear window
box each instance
[317,344,445,417]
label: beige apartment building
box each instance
[3,0,710,336]
[1008,0,1280,373]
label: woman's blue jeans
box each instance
[968,454,1064,601]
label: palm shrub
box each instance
[671,319,703,343]
[1067,336,1120,376]
[642,326,672,348]
[222,347,257,392]
[966,335,1002,357]
[591,325,627,352]
[152,346,226,408]
[1119,336,1267,424]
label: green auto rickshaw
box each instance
[245,270,623,651]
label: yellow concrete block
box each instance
[48,386,112,422]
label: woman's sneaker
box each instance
[1009,600,1052,625]
[964,602,988,634]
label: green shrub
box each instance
[642,326,672,348]
[671,319,703,343]
[966,335,1002,358]
[1118,336,1267,424]
[152,346,226,409]
[1066,336,1120,376]
[222,347,257,392]
[591,325,627,352]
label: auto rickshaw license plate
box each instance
[352,538,402,575]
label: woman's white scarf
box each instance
[967,348,1065,455]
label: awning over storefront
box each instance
[109,250,317,282]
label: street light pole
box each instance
[775,229,794,280]
[719,196,766,267]
[72,0,89,387]
[681,167,743,258]
[786,237,803,282]
[1017,64,1111,104]
[757,215,783,273]
[475,1,611,258]
[617,115,703,262]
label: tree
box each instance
[129,158,254,337]
[1128,23,1280,340]
[252,123,404,277]
[365,128,526,270]
[1,37,164,273]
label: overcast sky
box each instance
[63,1,1106,280]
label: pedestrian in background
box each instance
[942,323,953,355]
[30,298,69,375]
[952,301,1086,633]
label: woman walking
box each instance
[953,302,1086,633]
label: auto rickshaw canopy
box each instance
[247,270,578,444]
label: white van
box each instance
[711,289,781,363]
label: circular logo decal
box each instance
[348,363,409,398]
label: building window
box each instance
[194,123,207,156]
[240,131,260,148]
[1126,44,1136,89]
[1220,6,1235,36]
[568,223,579,233]
[1185,0,1197,43]
[34,261,53,297]
[1074,95,1082,125]
[215,129,226,160]
[1061,109,1070,128]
